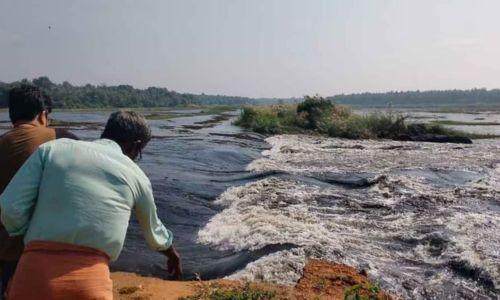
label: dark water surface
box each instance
[115,115,278,279]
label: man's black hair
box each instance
[8,85,52,123]
[101,111,152,145]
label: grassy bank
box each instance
[235,96,495,140]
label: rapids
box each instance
[198,135,499,299]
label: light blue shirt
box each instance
[0,138,173,261]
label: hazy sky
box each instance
[1,0,499,98]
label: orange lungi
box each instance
[7,241,112,300]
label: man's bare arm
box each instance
[161,245,182,280]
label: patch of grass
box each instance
[234,105,302,134]
[235,96,490,140]
[118,286,141,295]
[199,105,238,115]
[48,119,102,130]
[144,112,177,120]
[144,105,237,120]
[313,277,329,293]
[51,105,237,114]
[181,281,277,300]
[344,283,380,300]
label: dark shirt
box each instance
[0,124,77,261]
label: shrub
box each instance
[235,96,480,141]
[235,107,282,134]
[361,113,407,139]
[235,105,301,134]
[296,95,333,129]
[331,104,352,119]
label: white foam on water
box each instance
[226,248,307,284]
[199,135,500,299]
[248,135,499,174]
[198,178,346,254]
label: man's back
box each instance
[21,138,150,260]
[0,124,56,261]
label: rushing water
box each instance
[201,135,499,299]
[0,110,499,299]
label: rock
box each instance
[295,260,393,300]
[395,134,473,144]
[280,146,300,153]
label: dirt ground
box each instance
[112,260,392,300]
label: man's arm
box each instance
[161,245,182,279]
[135,179,182,279]
[0,148,45,236]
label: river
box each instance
[0,110,498,299]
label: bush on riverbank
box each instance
[235,96,486,140]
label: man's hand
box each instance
[163,245,182,280]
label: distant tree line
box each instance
[329,89,500,108]
[0,77,281,109]
[1,77,499,109]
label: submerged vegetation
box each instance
[235,96,494,140]
[429,120,500,126]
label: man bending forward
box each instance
[0,111,181,299]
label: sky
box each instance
[0,0,499,98]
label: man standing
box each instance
[0,85,77,298]
[0,111,181,299]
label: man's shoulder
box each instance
[0,128,17,143]
[124,159,150,183]
[38,137,87,153]
[32,126,57,140]
[40,136,78,147]
[94,144,151,189]
[0,126,54,149]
